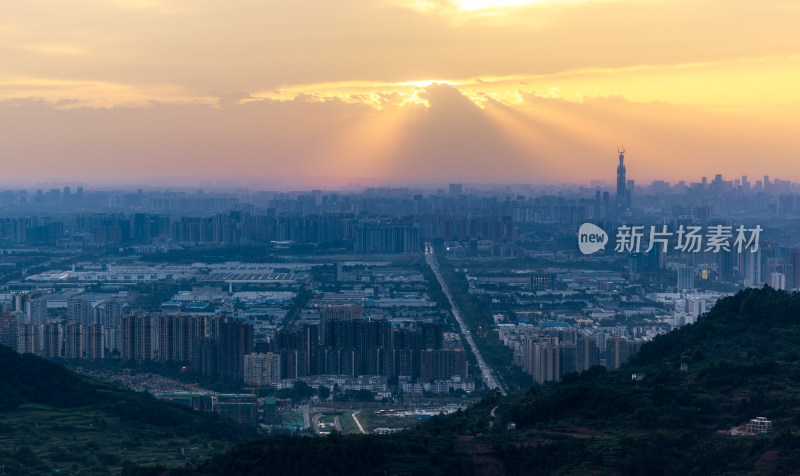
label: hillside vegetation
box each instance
[0,345,258,474]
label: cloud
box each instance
[0,81,798,188]
[382,83,535,180]
[2,0,800,109]
[214,92,257,106]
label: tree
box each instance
[318,386,331,400]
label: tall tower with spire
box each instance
[615,145,627,212]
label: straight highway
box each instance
[425,243,507,396]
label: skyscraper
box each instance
[745,248,763,288]
[18,323,38,354]
[606,337,630,370]
[43,322,62,359]
[85,323,105,360]
[120,315,155,363]
[68,296,94,325]
[576,335,600,372]
[64,322,83,359]
[156,314,216,363]
[0,313,18,350]
[96,299,123,352]
[770,272,786,291]
[616,147,627,212]
[243,352,281,386]
[677,265,695,290]
[534,338,560,384]
[220,320,254,382]
[419,349,467,381]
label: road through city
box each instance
[425,243,506,396]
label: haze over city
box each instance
[2,0,800,187]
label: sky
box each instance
[1,0,799,188]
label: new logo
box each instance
[578,223,608,255]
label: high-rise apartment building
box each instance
[243,352,281,386]
[17,322,38,354]
[534,338,560,384]
[577,335,600,372]
[606,336,630,370]
[120,315,155,362]
[68,296,94,325]
[85,323,105,360]
[64,322,83,359]
[43,321,62,359]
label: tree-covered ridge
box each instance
[0,344,101,410]
[0,345,259,473]
[196,433,472,476]
[632,286,800,367]
[0,344,253,439]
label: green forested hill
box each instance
[0,345,258,474]
[196,287,800,475]
[0,344,102,410]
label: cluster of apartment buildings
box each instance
[243,305,467,389]
[499,322,643,384]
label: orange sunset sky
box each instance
[1,0,799,188]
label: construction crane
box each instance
[245,386,260,399]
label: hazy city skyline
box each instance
[2,0,799,185]
[5,170,800,194]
